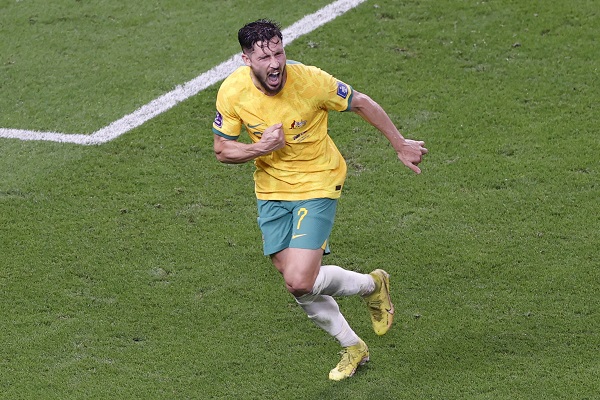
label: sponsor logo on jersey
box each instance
[336,82,348,99]
[292,131,309,142]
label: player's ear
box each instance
[241,52,251,66]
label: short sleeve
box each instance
[314,68,353,112]
[212,81,243,140]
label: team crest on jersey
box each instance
[336,82,348,99]
[290,119,307,129]
[214,111,223,128]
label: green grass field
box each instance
[1,0,598,398]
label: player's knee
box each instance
[285,278,314,297]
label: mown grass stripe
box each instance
[0,0,367,145]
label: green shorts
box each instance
[257,198,338,256]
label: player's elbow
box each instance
[349,91,373,113]
[214,149,232,164]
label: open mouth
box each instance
[267,71,281,86]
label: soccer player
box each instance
[212,19,427,380]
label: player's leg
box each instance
[257,199,388,379]
[265,199,372,295]
[280,257,368,380]
[264,199,371,380]
[294,291,358,347]
[279,198,394,336]
[312,264,394,337]
[307,263,394,337]
[269,248,375,297]
[257,199,331,297]
[294,291,370,381]
[313,264,374,297]
[267,234,365,351]
[272,250,379,301]
[270,247,323,296]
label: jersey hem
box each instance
[255,190,343,201]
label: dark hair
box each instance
[238,19,283,53]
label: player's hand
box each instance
[397,139,428,174]
[259,123,286,153]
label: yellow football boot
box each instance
[328,339,370,381]
[363,269,394,335]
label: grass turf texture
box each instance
[1,0,598,398]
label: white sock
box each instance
[311,265,375,297]
[295,293,361,347]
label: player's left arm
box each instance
[349,90,428,174]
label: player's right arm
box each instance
[213,123,286,164]
[350,90,427,174]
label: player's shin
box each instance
[295,293,360,347]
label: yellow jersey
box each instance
[212,62,353,201]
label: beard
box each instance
[254,65,286,95]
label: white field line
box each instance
[0,0,367,145]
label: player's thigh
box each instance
[289,198,337,251]
[257,200,294,256]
